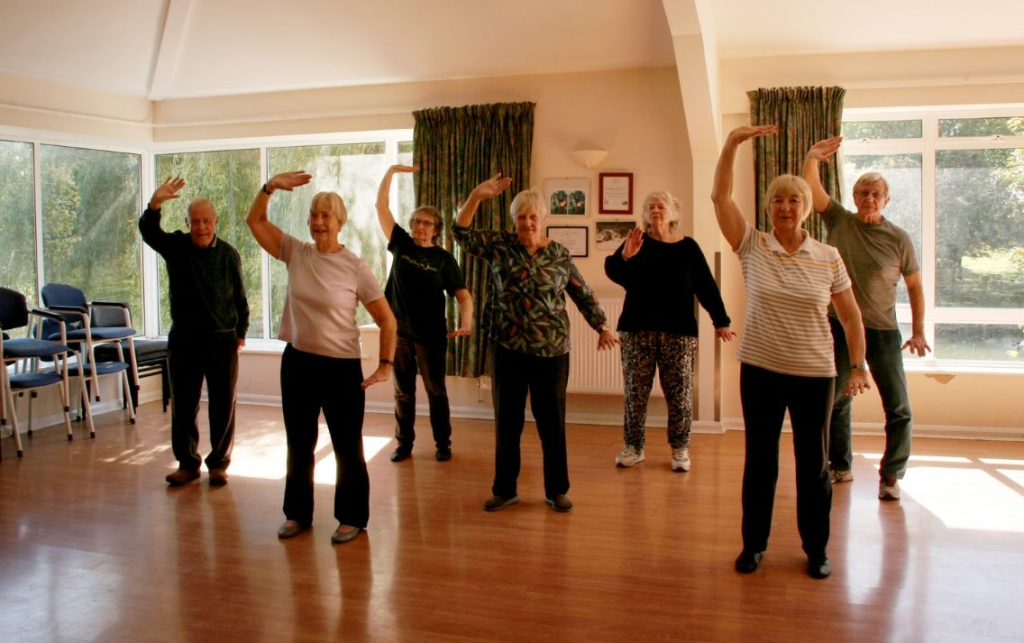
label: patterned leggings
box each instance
[619,331,698,450]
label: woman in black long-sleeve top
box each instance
[605,191,735,471]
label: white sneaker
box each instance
[879,477,901,500]
[671,447,691,472]
[615,445,645,468]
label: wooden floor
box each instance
[1,403,1023,643]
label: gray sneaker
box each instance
[831,469,854,484]
[615,445,645,468]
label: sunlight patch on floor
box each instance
[313,436,391,483]
[980,458,1024,466]
[227,432,393,481]
[857,452,972,464]
[901,467,1024,533]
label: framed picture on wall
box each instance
[545,177,589,216]
[595,221,637,251]
[546,225,588,257]
[599,172,633,214]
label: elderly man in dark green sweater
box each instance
[140,177,249,487]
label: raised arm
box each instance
[802,137,842,213]
[247,171,312,259]
[362,297,397,389]
[711,125,777,251]
[140,176,186,252]
[376,165,418,241]
[832,287,871,397]
[455,173,513,228]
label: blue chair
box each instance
[40,283,138,425]
[0,287,80,459]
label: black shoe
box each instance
[807,557,832,579]
[734,550,764,574]
[483,495,519,512]
[390,449,411,463]
[435,447,452,462]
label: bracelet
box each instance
[262,183,273,196]
[379,358,393,366]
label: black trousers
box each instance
[392,335,452,451]
[739,363,834,559]
[168,332,238,471]
[281,344,368,528]
[490,346,570,499]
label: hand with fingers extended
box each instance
[845,369,872,397]
[715,327,737,342]
[266,171,313,193]
[597,329,620,350]
[621,228,644,260]
[388,164,419,175]
[471,173,513,201]
[727,124,779,146]
[807,137,843,163]
[447,326,472,338]
[361,363,392,389]
[902,334,932,358]
[150,176,186,210]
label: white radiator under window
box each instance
[566,298,663,396]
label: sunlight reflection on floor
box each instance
[226,429,393,482]
[854,451,1024,533]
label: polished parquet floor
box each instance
[1,402,1023,643]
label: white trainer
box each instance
[879,477,901,500]
[671,447,691,472]
[615,445,645,468]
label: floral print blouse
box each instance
[453,225,607,357]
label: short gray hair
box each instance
[763,174,813,223]
[510,188,547,221]
[853,172,890,197]
[641,191,681,233]
[309,191,347,227]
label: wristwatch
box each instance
[851,361,868,371]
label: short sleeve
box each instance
[735,224,757,258]
[279,232,301,265]
[443,253,466,295]
[355,257,385,305]
[387,225,413,254]
[831,251,852,294]
[899,229,920,276]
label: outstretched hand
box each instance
[150,176,186,209]
[715,327,737,342]
[844,370,872,397]
[807,137,843,163]
[728,125,779,145]
[389,164,419,174]
[622,228,644,260]
[471,173,513,201]
[267,171,313,193]
[447,326,472,338]
[597,329,620,351]
[361,364,392,389]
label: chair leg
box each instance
[121,369,136,424]
[59,352,74,440]
[3,377,24,457]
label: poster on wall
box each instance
[545,178,589,216]
[599,172,633,214]
[546,225,588,257]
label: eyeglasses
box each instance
[412,218,436,227]
[854,190,887,200]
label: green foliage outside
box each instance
[0,141,37,310]
[154,149,264,337]
[842,120,922,139]
[40,145,143,327]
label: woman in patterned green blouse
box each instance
[453,174,619,514]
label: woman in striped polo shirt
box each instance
[711,125,870,580]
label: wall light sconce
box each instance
[569,148,608,169]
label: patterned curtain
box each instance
[413,102,535,378]
[747,87,845,239]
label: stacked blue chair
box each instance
[40,283,138,426]
[1,287,81,459]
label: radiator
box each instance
[566,298,663,396]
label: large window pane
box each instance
[267,143,387,330]
[935,324,1024,362]
[843,154,923,304]
[40,145,142,327]
[936,149,1024,308]
[0,141,37,308]
[153,150,263,337]
[842,120,922,139]
[939,117,1024,138]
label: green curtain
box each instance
[412,102,535,378]
[747,86,845,239]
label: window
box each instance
[841,112,1024,367]
[0,141,37,307]
[153,149,263,337]
[40,145,143,327]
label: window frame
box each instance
[841,107,1024,373]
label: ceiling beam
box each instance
[148,0,193,101]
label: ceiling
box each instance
[1,0,1022,101]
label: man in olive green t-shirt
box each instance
[804,138,931,502]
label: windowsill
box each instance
[903,360,1024,376]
